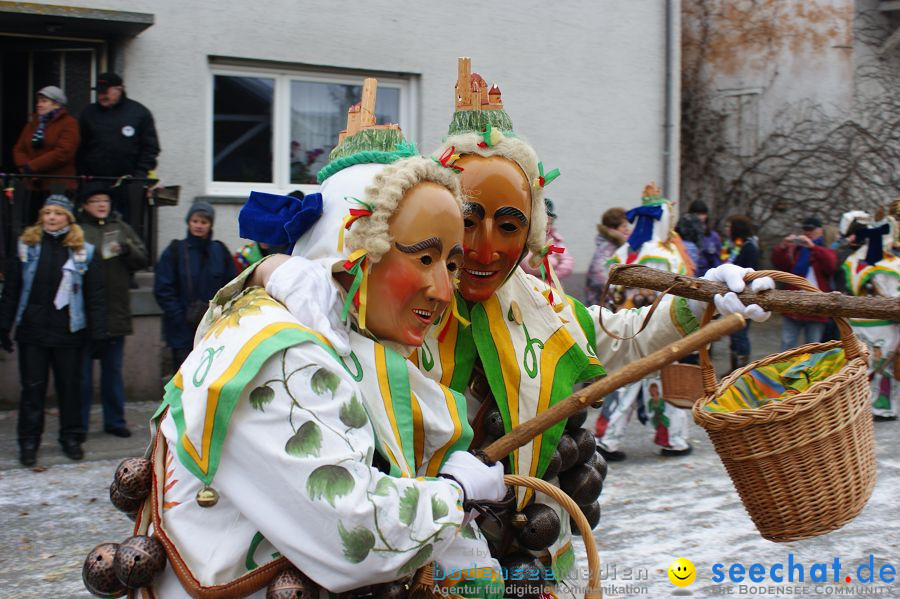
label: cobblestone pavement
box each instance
[1,317,897,598]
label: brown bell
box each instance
[196,485,219,507]
[113,458,152,501]
[571,500,601,535]
[83,543,126,598]
[565,408,588,431]
[555,433,579,472]
[266,567,311,599]
[113,535,167,589]
[499,554,545,599]
[570,428,597,464]
[588,450,608,481]
[558,463,603,505]
[482,407,506,439]
[541,449,562,481]
[516,503,561,551]
[109,481,144,515]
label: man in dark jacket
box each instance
[77,183,149,438]
[77,72,160,226]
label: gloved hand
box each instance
[0,329,13,353]
[688,264,775,322]
[438,450,506,503]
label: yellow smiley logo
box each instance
[668,557,696,587]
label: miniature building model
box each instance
[454,57,504,111]
[337,77,401,144]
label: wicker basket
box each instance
[660,362,705,409]
[692,270,876,542]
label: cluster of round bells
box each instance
[483,407,606,559]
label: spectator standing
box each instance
[77,183,148,438]
[723,215,759,370]
[687,199,722,275]
[771,216,837,350]
[675,213,705,271]
[153,202,235,370]
[0,195,105,466]
[584,206,630,307]
[520,198,574,281]
[77,72,160,225]
[12,86,80,224]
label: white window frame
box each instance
[207,64,417,197]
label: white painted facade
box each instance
[21,0,679,274]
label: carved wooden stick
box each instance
[608,264,899,321]
[482,313,746,463]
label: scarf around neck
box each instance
[32,109,60,146]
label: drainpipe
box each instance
[663,0,681,209]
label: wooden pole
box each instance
[482,313,746,463]
[608,264,899,322]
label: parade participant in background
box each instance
[0,195,105,466]
[252,59,774,586]
[97,81,506,599]
[722,214,759,371]
[595,184,697,461]
[584,206,630,307]
[77,182,148,439]
[771,216,838,351]
[840,207,900,421]
[688,199,722,275]
[520,198,574,280]
[233,191,300,272]
[12,85,80,224]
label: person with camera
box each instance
[153,202,235,370]
[77,182,148,438]
[771,216,838,351]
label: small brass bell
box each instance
[541,449,562,481]
[109,481,144,515]
[555,433,579,472]
[266,566,311,599]
[558,463,603,505]
[482,407,506,439]
[196,485,219,507]
[588,450,608,481]
[83,542,126,598]
[571,500,601,535]
[565,408,588,431]
[113,535,167,589]
[499,554,544,599]
[571,428,598,464]
[516,503,561,551]
[113,458,152,500]
[510,512,529,529]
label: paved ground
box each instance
[1,316,897,598]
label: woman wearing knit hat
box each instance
[12,86,80,224]
[0,194,106,467]
[153,201,236,371]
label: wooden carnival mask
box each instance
[455,154,532,303]
[364,182,464,347]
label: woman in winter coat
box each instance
[77,183,149,438]
[12,86,80,224]
[584,207,630,307]
[153,202,236,370]
[0,195,105,467]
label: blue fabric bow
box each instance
[625,205,664,251]
[856,223,890,265]
[239,191,323,248]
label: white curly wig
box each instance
[344,156,464,263]
[434,131,548,255]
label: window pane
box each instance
[213,75,273,182]
[289,81,400,184]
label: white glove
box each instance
[688,264,775,321]
[439,451,506,503]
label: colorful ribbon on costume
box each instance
[341,249,370,330]
[537,244,565,305]
[338,196,374,252]
[433,146,464,172]
[477,122,502,148]
[436,291,470,342]
[533,162,560,189]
